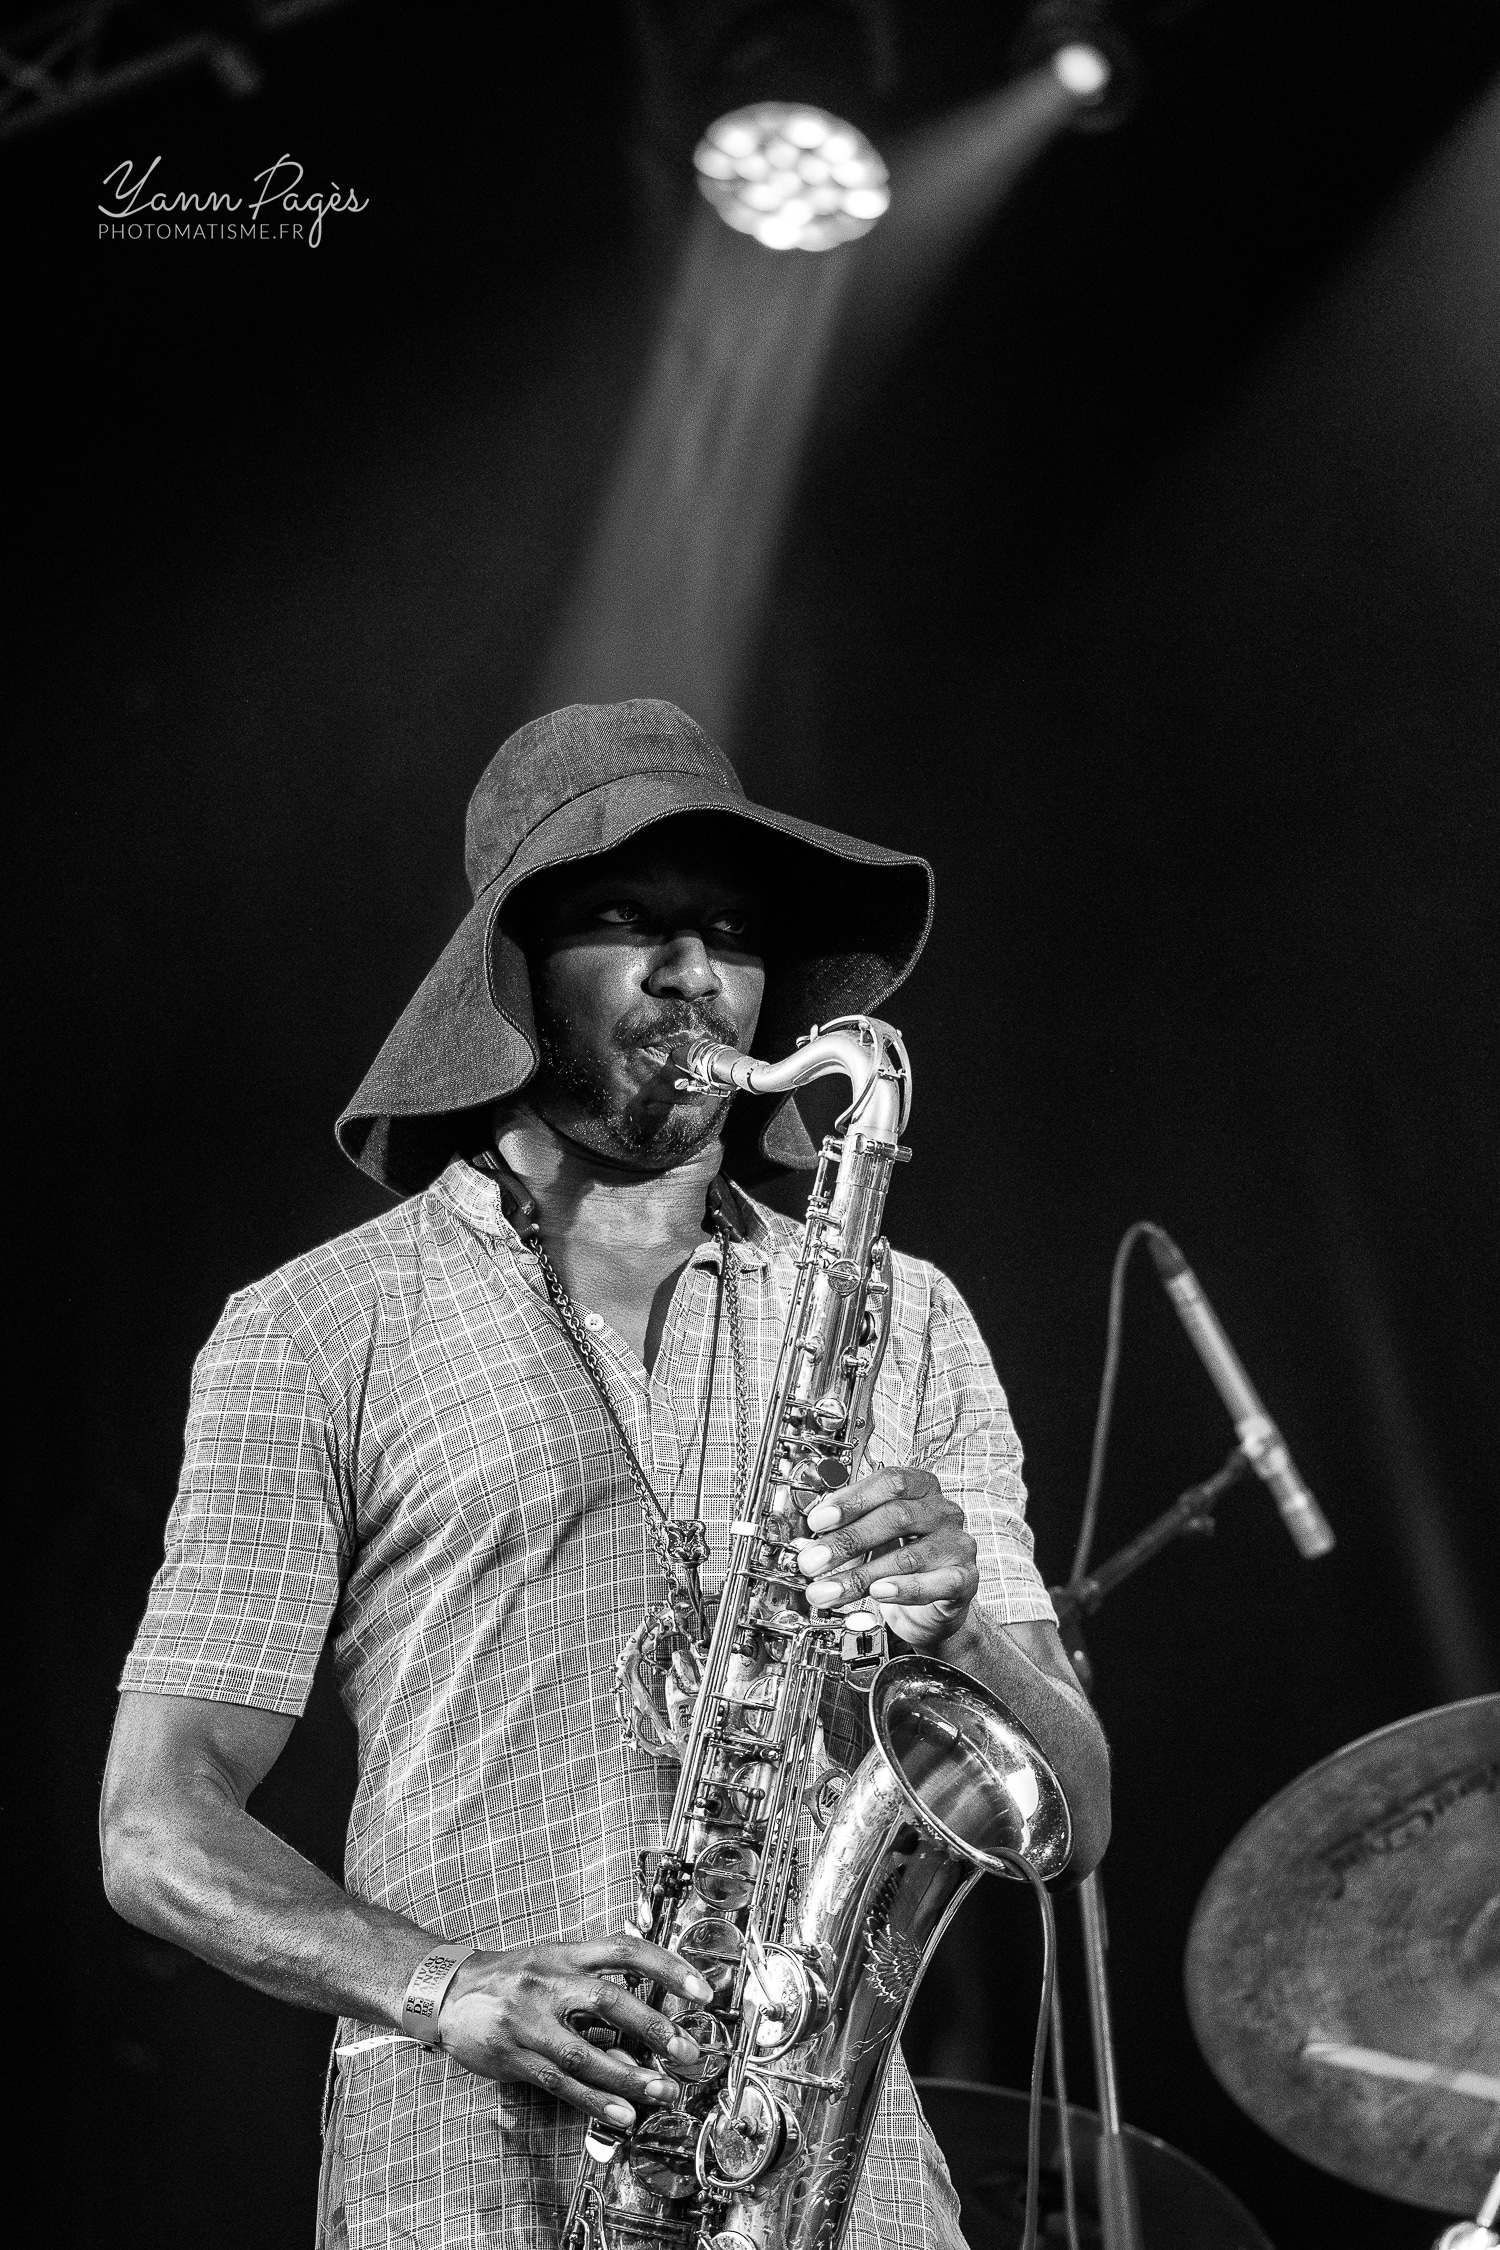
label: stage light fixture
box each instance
[1013,1,1139,131]
[693,101,890,251]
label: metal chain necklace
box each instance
[528,1222,748,1647]
[470,1147,749,1655]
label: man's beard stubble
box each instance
[531,995,741,1163]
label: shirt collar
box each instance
[432,1156,771,1270]
[434,1155,518,1245]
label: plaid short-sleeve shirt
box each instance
[122,1159,1055,2250]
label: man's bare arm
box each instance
[99,1691,714,2129]
[101,1690,435,2022]
[931,1612,1112,1882]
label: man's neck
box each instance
[491,1103,722,1254]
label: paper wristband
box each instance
[399,1942,477,2048]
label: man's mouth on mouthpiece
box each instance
[636,1040,715,1093]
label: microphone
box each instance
[1147,1229,1335,1560]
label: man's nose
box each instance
[644,929,723,1001]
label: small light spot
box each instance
[1052,42,1111,99]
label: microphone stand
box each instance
[1048,1445,1258,2250]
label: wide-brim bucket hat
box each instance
[337,699,933,1195]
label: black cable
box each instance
[1060,1220,1169,2241]
[1068,1220,1167,1587]
[994,1849,1058,2250]
[1049,1971,1083,2250]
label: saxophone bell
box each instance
[869,1654,1072,1879]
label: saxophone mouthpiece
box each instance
[639,1040,714,1094]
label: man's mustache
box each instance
[613,1001,742,1054]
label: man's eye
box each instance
[708,912,749,938]
[594,903,642,926]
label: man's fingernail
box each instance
[804,1502,841,1534]
[669,2034,700,2061]
[798,1544,833,1575]
[606,2102,635,2127]
[645,2077,675,2101]
[686,1974,712,2000]
[867,1579,899,1600]
[807,1578,844,1607]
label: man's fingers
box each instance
[527,2023,678,2118]
[794,1464,972,1627]
[569,1936,712,2004]
[442,1995,651,2113]
[798,1495,961,1578]
[523,2051,643,2132]
[566,1978,703,2064]
[804,1541,979,1611]
[866,1571,976,1607]
[802,1467,944,1542]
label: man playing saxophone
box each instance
[101,699,1110,2250]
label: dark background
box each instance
[8,2,1499,2245]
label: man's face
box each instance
[514,821,768,1170]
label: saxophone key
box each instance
[691,1840,759,1909]
[626,2112,701,2200]
[674,1913,744,2007]
[788,1454,849,1494]
[701,2083,800,2189]
[695,1777,766,1826]
[752,2063,849,2097]
[744,1942,829,2057]
[656,2006,730,2082]
[582,2122,625,2165]
[709,1729,783,1763]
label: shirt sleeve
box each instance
[119,1287,348,1716]
[912,1270,1056,1629]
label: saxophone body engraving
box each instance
[565,1019,1072,2250]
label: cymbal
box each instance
[914,2079,1274,2249]
[1185,1695,1500,2214]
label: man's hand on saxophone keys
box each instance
[435,1936,712,2130]
[795,1466,980,1652]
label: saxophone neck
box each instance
[656,1017,912,1146]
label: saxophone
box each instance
[565,1018,1071,2250]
